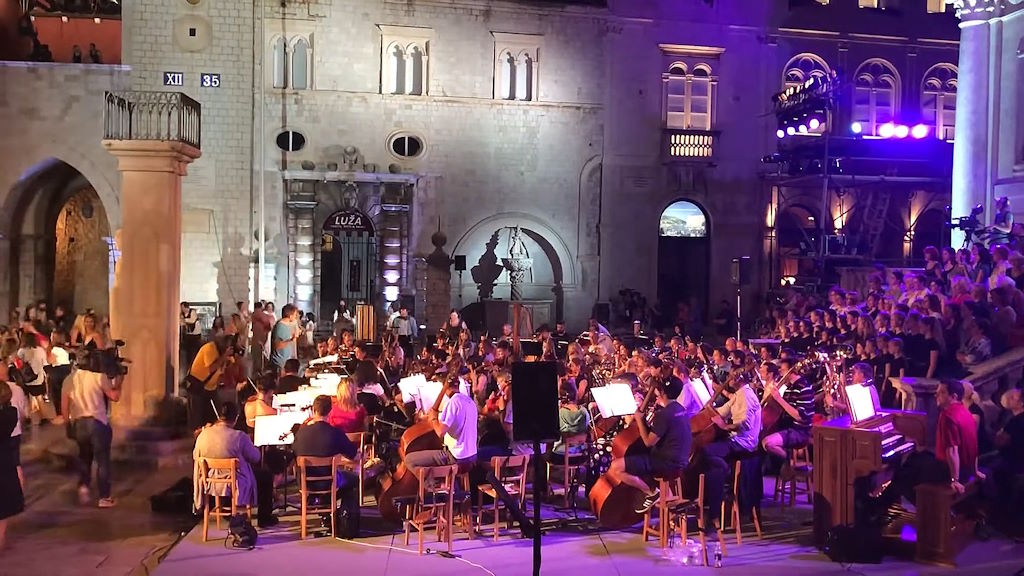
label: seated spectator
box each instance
[957,319,993,367]
[990,286,1017,350]
[327,378,367,433]
[982,388,1024,537]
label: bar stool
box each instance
[454,460,476,539]
[721,457,763,545]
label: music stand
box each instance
[591,384,638,418]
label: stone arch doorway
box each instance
[318,207,377,325]
[657,199,710,328]
[2,158,113,320]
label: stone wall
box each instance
[123,0,254,308]
[53,187,112,315]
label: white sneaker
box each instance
[98,498,116,508]
[78,485,91,505]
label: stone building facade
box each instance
[0,0,965,333]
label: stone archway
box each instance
[657,199,710,327]
[1,158,115,319]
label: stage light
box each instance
[878,122,896,138]
[809,118,821,130]
[777,129,785,139]
[911,124,929,139]
[894,125,910,139]
[798,125,808,134]
[851,122,862,134]
[786,126,796,136]
[384,286,400,302]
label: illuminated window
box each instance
[853,59,900,137]
[663,63,716,130]
[783,53,831,90]
[926,0,947,13]
[660,201,708,238]
[921,64,957,141]
[379,25,432,96]
[493,33,542,102]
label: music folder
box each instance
[591,383,638,419]
[397,374,427,404]
[417,379,444,414]
[845,383,877,424]
[254,412,309,447]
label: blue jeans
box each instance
[74,417,113,499]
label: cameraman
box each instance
[186,334,238,433]
[62,349,122,508]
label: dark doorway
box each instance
[319,208,377,323]
[911,208,948,265]
[657,200,710,330]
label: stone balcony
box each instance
[103,90,202,150]
[663,128,719,163]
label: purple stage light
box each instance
[777,129,785,139]
[850,122,862,134]
[911,124,929,139]
[878,122,896,138]
[894,124,910,139]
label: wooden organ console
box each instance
[812,410,927,547]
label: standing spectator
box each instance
[185,334,237,433]
[88,42,101,64]
[250,302,273,375]
[1,361,27,493]
[16,332,50,423]
[270,304,301,373]
[71,44,82,63]
[63,350,122,508]
[0,381,25,550]
[47,330,72,420]
[180,302,202,369]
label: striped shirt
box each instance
[781,377,815,433]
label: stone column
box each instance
[103,140,200,427]
[425,230,452,332]
[951,1,996,247]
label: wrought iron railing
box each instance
[664,128,718,161]
[103,91,201,149]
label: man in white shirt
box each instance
[405,374,478,472]
[62,354,122,508]
[698,373,762,540]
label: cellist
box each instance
[605,374,692,515]
[759,360,814,462]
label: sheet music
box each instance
[397,374,427,404]
[310,372,342,391]
[417,380,444,415]
[591,383,639,419]
[254,412,309,446]
[846,384,876,423]
[308,354,339,367]
[273,389,319,411]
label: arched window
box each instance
[663,63,715,130]
[516,52,534,101]
[271,36,287,89]
[388,43,406,94]
[408,44,425,96]
[499,50,516,100]
[922,64,957,141]
[783,53,831,90]
[291,37,310,90]
[660,200,708,237]
[853,59,900,137]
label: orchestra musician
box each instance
[759,361,814,460]
[404,371,478,473]
[243,375,278,432]
[699,371,762,539]
[825,362,880,416]
[605,375,692,514]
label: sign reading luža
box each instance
[323,209,375,235]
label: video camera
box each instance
[74,340,131,379]
[946,203,984,233]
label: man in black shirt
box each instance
[984,388,1024,536]
[606,376,692,514]
[278,359,306,394]
[292,395,359,494]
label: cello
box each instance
[588,375,661,528]
[375,405,443,522]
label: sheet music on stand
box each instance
[846,384,877,424]
[591,383,639,419]
[254,412,309,447]
[417,380,443,415]
[397,374,427,405]
[272,389,319,411]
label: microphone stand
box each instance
[532,438,542,576]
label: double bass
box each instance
[375,418,442,522]
[589,376,661,528]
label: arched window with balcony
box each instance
[853,59,900,137]
[291,37,310,90]
[782,53,831,90]
[271,36,287,89]
[921,64,957,141]
[663,62,715,130]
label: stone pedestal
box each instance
[102,140,200,427]
[425,230,452,332]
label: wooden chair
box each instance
[404,465,459,555]
[198,457,252,542]
[721,459,763,545]
[642,473,720,563]
[546,432,589,507]
[773,445,813,506]
[476,455,530,541]
[296,455,346,540]
[640,470,685,549]
[345,432,369,506]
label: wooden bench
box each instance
[914,480,981,567]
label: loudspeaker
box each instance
[730,256,752,286]
[510,361,559,443]
[453,255,467,271]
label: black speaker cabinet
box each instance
[510,361,560,443]
[730,256,752,286]
[453,255,467,271]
